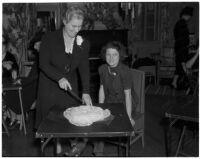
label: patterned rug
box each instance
[146,85,189,97]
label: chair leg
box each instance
[175,125,186,156]
[155,86,161,94]
[22,113,27,135]
[19,115,23,131]
[145,85,150,93]
[2,119,9,136]
[18,90,27,135]
[141,132,144,148]
[162,86,167,96]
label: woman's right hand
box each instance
[58,78,72,91]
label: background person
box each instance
[171,6,194,89]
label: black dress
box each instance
[98,63,132,104]
[35,30,90,129]
[174,18,190,76]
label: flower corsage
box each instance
[76,35,83,47]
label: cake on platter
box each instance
[63,105,111,126]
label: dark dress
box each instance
[174,19,190,76]
[98,63,132,105]
[2,51,18,80]
[35,30,90,128]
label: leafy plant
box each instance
[3,3,37,75]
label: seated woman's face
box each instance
[105,48,120,68]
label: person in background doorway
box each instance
[171,6,193,89]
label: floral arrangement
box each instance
[83,3,120,30]
[76,35,83,46]
[3,3,37,76]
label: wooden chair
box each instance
[130,68,145,147]
[3,79,37,135]
[106,69,145,153]
[137,65,156,93]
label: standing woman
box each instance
[93,41,135,156]
[171,6,193,89]
[35,5,92,153]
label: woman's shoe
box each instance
[64,142,86,157]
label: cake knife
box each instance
[67,89,83,103]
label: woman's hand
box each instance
[129,116,135,127]
[3,61,13,70]
[58,78,72,91]
[82,93,93,106]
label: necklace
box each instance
[63,31,75,54]
[108,66,117,76]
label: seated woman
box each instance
[93,41,135,156]
[2,36,19,128]
[2,37,18,81]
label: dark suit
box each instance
[35,30,90,128]
[174,19,190,75]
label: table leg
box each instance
[54,138,60,157]
[125,136,130,157]
[40,138,45,156]
[40,137,53,156]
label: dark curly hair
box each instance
[100,41,126,61]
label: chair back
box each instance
[3,88,22,114]
[3,79,37,114]
[131,68,145,114]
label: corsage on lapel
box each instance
[76,35,83,47]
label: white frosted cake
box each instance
[63,105,111,126]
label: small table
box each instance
[165,96,198,156]
[36,103,134,156]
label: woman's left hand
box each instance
[129,116,135,127]
[82,94,93,106]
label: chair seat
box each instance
[132,111,144,131]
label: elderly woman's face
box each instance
[63,16,83,38]
[106,48,120,68]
